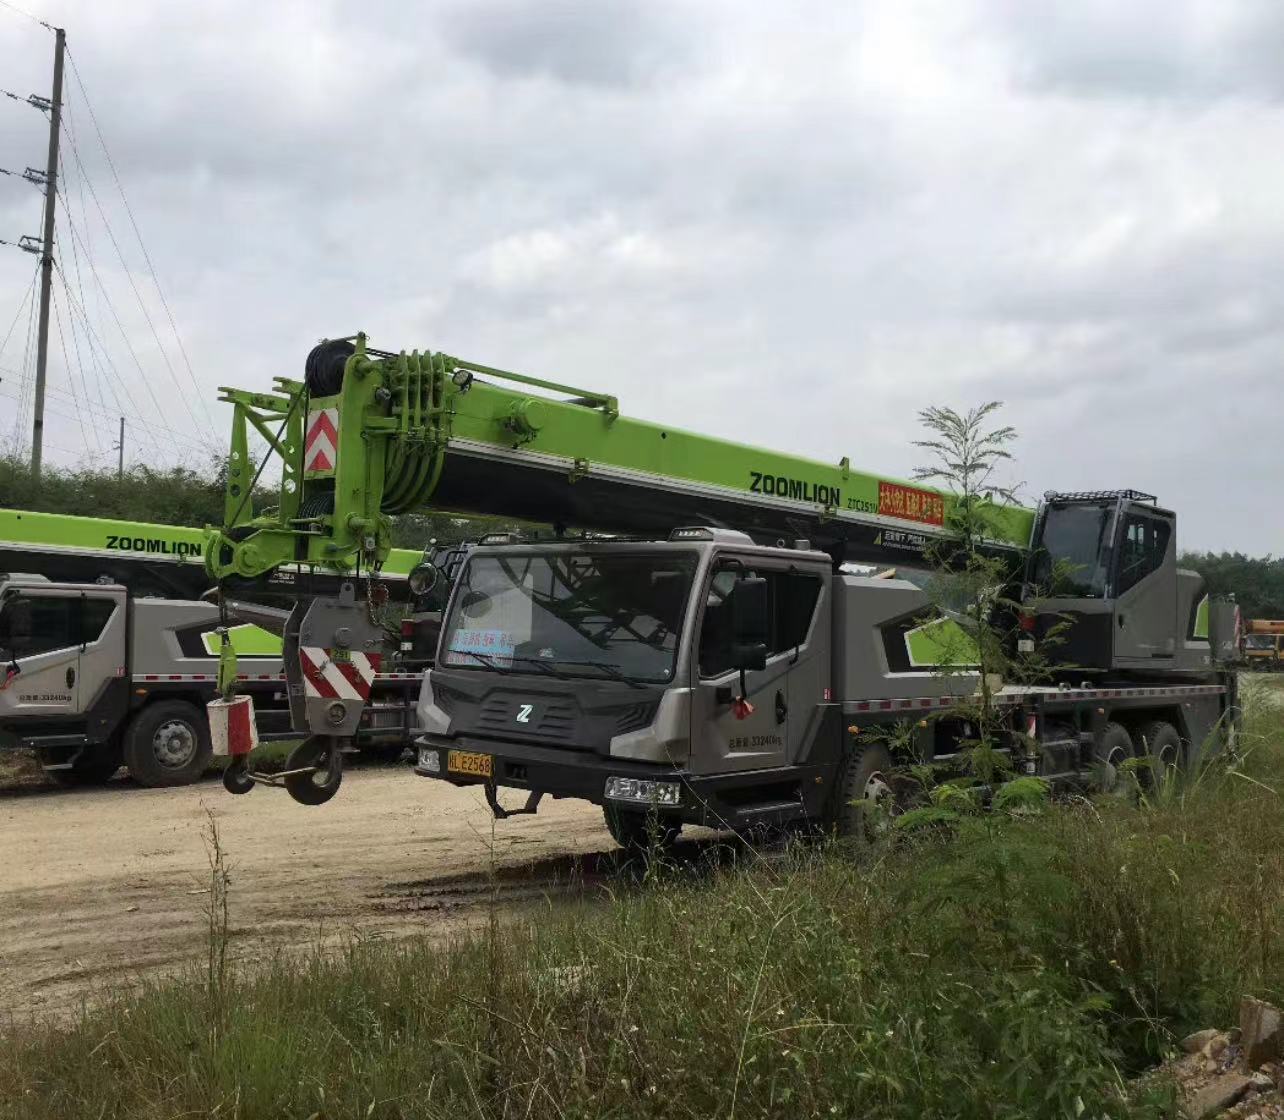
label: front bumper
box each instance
[413,734,828,829]
[415,734,687,807]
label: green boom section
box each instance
[0,507,421,582]
[206,335,1037,580]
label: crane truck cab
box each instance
[412,521,1237,846]
[1023,490,1232,676]
[0,573,420,787]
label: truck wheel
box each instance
[832,743,895,840]
[1094,722,1135,796]
[123,701,212,787]
[1138,721,1184,787]
[603,804,681,852]
[46,743,123,787]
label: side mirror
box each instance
[729,576,769,671]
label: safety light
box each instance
[415,745,441,773]
[326,701,347,726]
[604,776,681,806]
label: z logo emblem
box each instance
[516,703,533,724]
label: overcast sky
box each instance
[0,0,1280,553]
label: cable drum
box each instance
[304,339,355,396]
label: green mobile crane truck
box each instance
[203,336,1238,839]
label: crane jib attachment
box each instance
[203,335,1035,582]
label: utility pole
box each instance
[116,416,124,479]
[30,26,66,487]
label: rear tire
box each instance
[603,804,681,852]
[1094,721,1135,796]
[1138,720,1184,787]
[123,701,211,787]
[830,743,895,839]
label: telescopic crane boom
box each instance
[204,334,1034,585]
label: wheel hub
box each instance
[153,720,197,768]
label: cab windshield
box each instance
[1029,504,1112,598]
[439,551,696,684]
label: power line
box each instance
[63,45,215,434]
[0,0,51,30]
[52,262,190,457]
[50,284,95,455]
[0,262,38,363]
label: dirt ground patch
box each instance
[0,766,619,1019]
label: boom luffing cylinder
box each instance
[205,333,1036,586]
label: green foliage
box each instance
[1182,550,1284,621]
[0,453,233,527]
[7,705,1280,1118]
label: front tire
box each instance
[123,701,211,787]
[830,743,895,839]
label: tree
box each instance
[912,402,1021,761]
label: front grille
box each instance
[475,695,577,743]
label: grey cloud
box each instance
[436,0,688,88]
[995,1,1284,102]
[0,0,1279,554]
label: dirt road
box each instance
[0,767,616,1019]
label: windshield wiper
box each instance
[454,651,512,674]
[545,659,650,690]
[508,656,574,681]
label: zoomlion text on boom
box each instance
[104,535,202,558]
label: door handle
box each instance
[1117,613,1126,629]
[774,690,788,724]
[65,666,76,688]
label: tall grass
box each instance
[2,693,1281,1119]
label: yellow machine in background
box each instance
[1244,619,1284,670]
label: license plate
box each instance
[447,750,493,778]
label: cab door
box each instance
[1112,509,1177,665]
[688,555,827,777]
[0,588,124,717]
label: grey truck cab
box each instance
[413,529,840,842]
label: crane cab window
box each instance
[1115,515,1171,595]
[698,566,822,678]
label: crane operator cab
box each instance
[1023,490,1233,678]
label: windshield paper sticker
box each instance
[448,629,516,667]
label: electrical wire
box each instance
[50,285,96,455]
[53,262,186,458]
[63,46,216,435]
[0,0,52,30]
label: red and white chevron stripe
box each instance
[304,408,339,472]
[300,647,381,702]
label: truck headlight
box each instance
[416,745,441,773]
[604,776,681,806]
